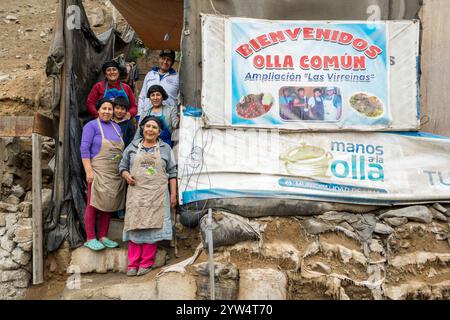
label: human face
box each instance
[327,90,334,96]
[314,90,321,97]
[98,102,113,121]
[150,92,163,107]
[114,105,127,120]
[143,120,161,142]
[158,56,174,73]
[298,90,305,97]
[105,67,119,82]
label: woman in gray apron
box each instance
[80,98,127,251]
[119,116,177,276]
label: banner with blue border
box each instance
[228,20,389,128]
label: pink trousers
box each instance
[84,182,111,241]
[127,241,158,270]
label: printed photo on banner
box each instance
[279,86,342,121]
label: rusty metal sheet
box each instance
[111,0,183,50]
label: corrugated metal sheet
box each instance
[111,0,183,50]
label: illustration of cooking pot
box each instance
[279,143,333,177]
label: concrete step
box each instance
[62,262,197,300]
[72,219,185,274]
[69,245,168,274]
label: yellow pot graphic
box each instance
[280,143,333,177]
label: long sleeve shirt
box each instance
[80,119,123,159]
[86,80,138,118]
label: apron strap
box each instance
[97,118,124,144]
[119,82,130,103]
[155,142,161,156]
[97,118,105,140]
[103,81,108,98]
[111,121,124,143]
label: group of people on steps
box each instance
[80,49,179,276]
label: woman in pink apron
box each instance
[119,116,177,276]
[80,98,127,251]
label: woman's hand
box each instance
[125,112,131,120]
[122,171,136,186]
[170,193,177,208]
[86,169,94,184]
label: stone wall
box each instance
[194,205,450,300]
[0,137,53,299]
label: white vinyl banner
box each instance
[201,16,420,131]
[179,113,450,206]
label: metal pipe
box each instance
[207,208,215,300]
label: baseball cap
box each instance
[159,49,176,61]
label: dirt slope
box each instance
[0,0,120,117]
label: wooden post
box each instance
[32,133,44,285]
[420,0,450,135]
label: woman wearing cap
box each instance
[87,60,138,119]
[135,84,179,148]
[80,98,127,251]
[119,116,177,276]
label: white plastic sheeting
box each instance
[201,16,419,131]
[179,113,450,206]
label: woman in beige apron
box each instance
[119,116,177,276]
[81,98,126,251]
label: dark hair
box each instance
[159,49,176,61]
[298,88,305,92]
[101,60,120,74]
[139,116,163,137]
[113,96,130,110]
[313,88,322,93]
[95,98,114,111]
[147,84,168,100]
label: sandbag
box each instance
[199,211,261,248]
[180,198,380,227]
[195,262,239,300]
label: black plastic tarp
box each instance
[45,0,134,251]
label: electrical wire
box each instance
[209,0,222,15]
[179,116,213,232]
